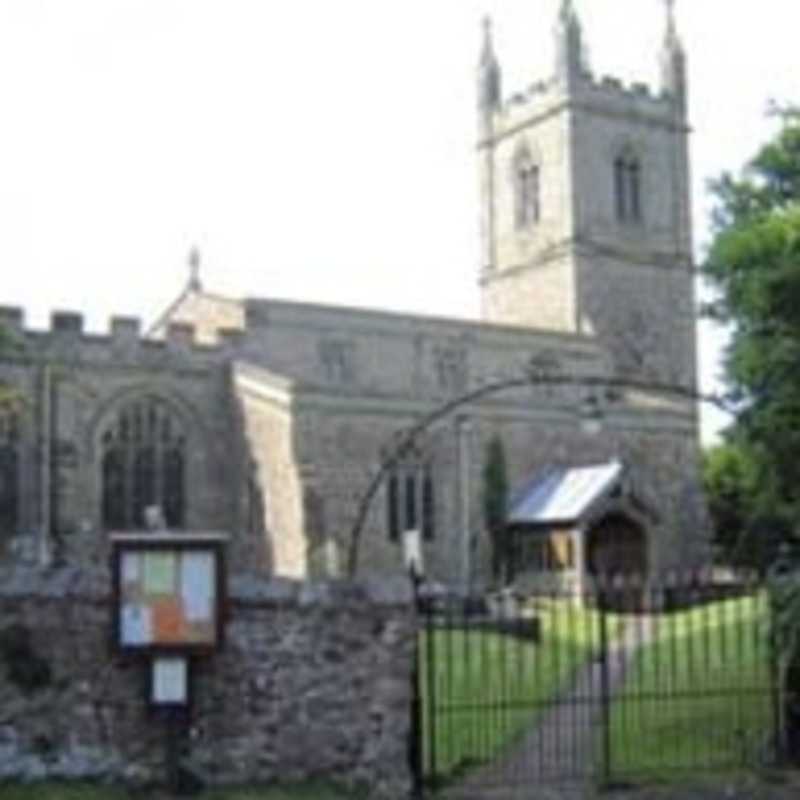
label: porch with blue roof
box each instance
[506,460,648,596]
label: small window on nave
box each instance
[100,396,187,531]
[614,149,642,224]
[319,339,356,386]
[513,151,541,230]
[387,461,435,543]
[0,410,20,535]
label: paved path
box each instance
[442,616,654,800]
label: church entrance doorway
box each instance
[586,512,648,578]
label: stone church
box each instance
[0,2,705,589]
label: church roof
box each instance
[507,460,623,526]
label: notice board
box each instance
[111,533,227,655]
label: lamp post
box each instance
[346,357,732,578]
[403,528,425,798]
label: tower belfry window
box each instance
[614,151,643,223]
[514,155,541,230]
[100,396,187,531]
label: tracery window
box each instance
[614,149,642,223]
[514,151,541,230]
[100,397,187,531]
[0,411,19,534]
[387,459,435,543]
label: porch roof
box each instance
[507,460,623,527]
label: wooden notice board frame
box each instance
[111,532,229,657]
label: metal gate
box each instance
[411,574,780,798]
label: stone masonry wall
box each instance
[0,567,414,799]
[236,382,306,578]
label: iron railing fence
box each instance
[413,571,781,797]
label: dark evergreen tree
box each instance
[483,434,510,583]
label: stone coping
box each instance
[0,566,414,608]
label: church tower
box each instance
[478,1,695,390]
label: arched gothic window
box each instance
[100,396,187,531]
[514,152,541,230]
[0,411,19,535]
[614,149,642,223]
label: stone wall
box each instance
[238,296,604,397]
[289,387,705,584]
[0,567,414,800]
[576,253,697,389]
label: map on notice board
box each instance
[119,548,217,648]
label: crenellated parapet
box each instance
[485,71,681,145]
[576,72,682,123]
[0,307,250,369]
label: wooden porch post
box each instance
[574,524,587,599]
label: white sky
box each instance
[0,0,798,442]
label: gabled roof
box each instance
[148,287,245,344]
[507,460,623,526]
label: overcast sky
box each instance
[0,0,797,440]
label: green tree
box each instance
[0,322,23,410]
[0,323,15,409]
[704,108,800,553]
[482,434,509,583]
[702,442,780,567]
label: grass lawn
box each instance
[0,784,358,800]
[420,598,617,784]
[605,592,776,780]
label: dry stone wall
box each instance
[0,567,414,799]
